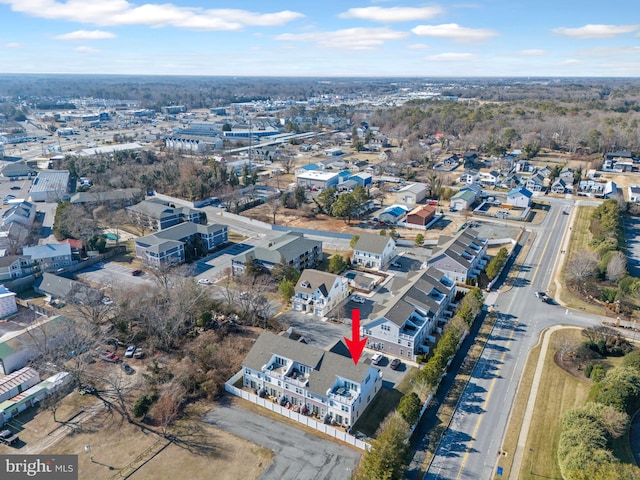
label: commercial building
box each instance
[29,170,70,202]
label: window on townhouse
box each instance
[341,405,349,412]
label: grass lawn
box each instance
[556,206,608,315]
[497,328,640,480]
[352,387,403,438]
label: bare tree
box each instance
[278,153,296,174]
[267,197,281,225]
[566,250,598,289]
[151,389,184,437]
[606,251,627,282]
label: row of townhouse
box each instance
[242,332,382,427]
[362,267,456,361]
[135,221,228,267]
[427,228,488,284]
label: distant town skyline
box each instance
[0,0,638,77]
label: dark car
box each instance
[10,186,21,190]
[0,429,19,446]
[390,358,402,370]
[131,269,143,276]
[121,363,135,375]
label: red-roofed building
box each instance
[406,205,437,227]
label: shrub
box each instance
[133,392,158,418]
[584,364,594,378]
[397,392,422,426]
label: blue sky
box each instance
[0,0,638,76]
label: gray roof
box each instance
[354,233,393,255]
[127,200,176,220]
[70,188,142,204]
[136,222,227,251]
[30,170,70,194]
[0,255,28,268]
[34,273,102,303]
[1,163,35,177]
[243,332,374,397]
[431,228,485,269]
[295,269,339,297]
[367,267,452,327]
[235,233,321,266]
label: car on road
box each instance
[351,295,366,304]
[0,429,19,446]
[131,269,143,276]
[121,363,135,375]
[390,358,402,370]
[124,345,136,358]
[198,278,212,285]
[10,186,20,190]
[371,353,384,365]
[535,291,551,303]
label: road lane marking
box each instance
[531,208,562,285]
[455,320,519,480]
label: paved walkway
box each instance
[507,325,580,479]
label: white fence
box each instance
[225,371,370,451]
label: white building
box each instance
[29,170,70,202]
[292,269,348,318]
[506,187,533,208]
[242,332,382,427]
[0,285,17,319]
[352,233,397,270]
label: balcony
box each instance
[327,386,357,404]
[285,368,310,387]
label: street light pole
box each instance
[84,444,94,463]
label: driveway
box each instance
[76,261,152,288]
[203,402,361,480]
[279,310,351,349]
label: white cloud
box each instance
[4,42,21,48]
[276,27,408,50]
[553,24,639,39]
[407,43,429,49]
[412,23,498,42]
[55,30,116,40]
[339,6,443,22]
[519,49,546,56]
[0,0,304,30]
[577,46,640,56]
[75,46,99,53]
[559,59,581,65]
[427,52,476,61]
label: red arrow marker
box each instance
[344,309,368,365]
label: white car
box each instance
[351,295,366,304]
[198,278,212,285]
[390,261,402,268]
[371,353,384,365]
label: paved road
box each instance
[624,215,640,277]
[422,197,607,480]
[203,402,361,480]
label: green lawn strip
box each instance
[352,387,403,438]
[518,329,591,480]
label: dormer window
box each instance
[301,281,311,288]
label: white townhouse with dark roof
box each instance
[362,267,455,361]
[352,233,396,271]
[292,269,349,318]
[427,228,489,284]
[242,332,382,427]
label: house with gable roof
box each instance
[291,269,348,317]
[362,267,455,361]
[241,331,382,427]
[352,233,396,270]
[506,187,533,208]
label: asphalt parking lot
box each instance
[76,262,152,288]
[203,402,361,480]
[279,310,351,349]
